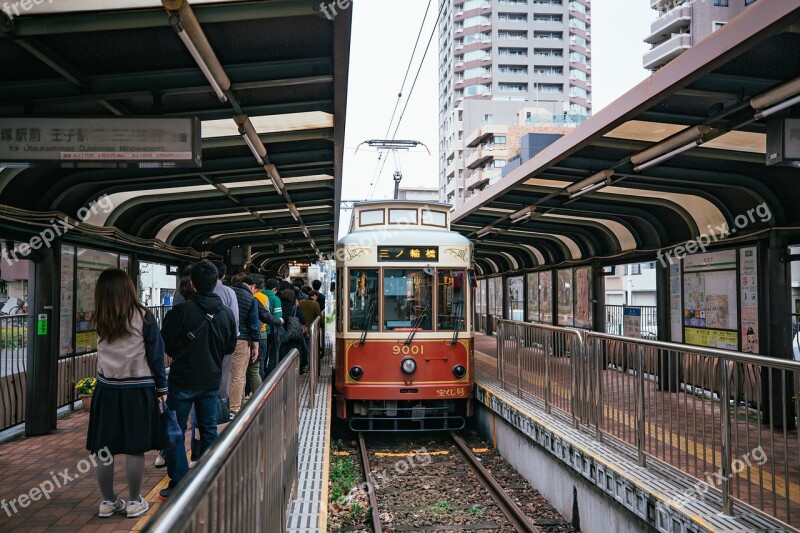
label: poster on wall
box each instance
[557,268,573,326]
[540,270,553,324]
[75,247,119,353]
[527,272,539,323]
[59,245,75,357]
[623,307,642,338]
[669,262,682,342]
[740,247,759,353]
[574,266,592,328]
[682,249,739,350]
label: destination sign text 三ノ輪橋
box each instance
[377,246,439,262]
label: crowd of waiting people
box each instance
[85,260,325,518]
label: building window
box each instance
[745,0,756,4]
[712,21,725,31]
[713,0,728,5]
[630,264,642,275]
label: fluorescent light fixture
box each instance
[264,164,284,196]
[309,239,316,248]
[565,169,614,195]
[509,206,541,224]
[750,75,800,110]
[630,125,719,167]
[287,203,300,221]
[633,140,698,172]
[568,181,607,200]
[165,1,230,102]
[301,225,310,238]
[754,93,800,120]
[234,115,266,164]
[476,225,494,238]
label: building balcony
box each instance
[465,168,502,190]
[643,33,691,70]
[445,158,461,179]
[465,124,508,148]
[466,147,507,169]
[645,3,691,45]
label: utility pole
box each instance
[356,140,430,199]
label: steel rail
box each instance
[449,432,540,533]
[357,432,383,533]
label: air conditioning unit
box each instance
[766,117,800,167]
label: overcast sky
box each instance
[339,0,655,236]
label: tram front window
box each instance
[383,269,433,331]
[437,270,466,331]
[349,269,379,330]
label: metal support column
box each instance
[656,259,680,392]
[25,244,58,435]
[762,241,796,428]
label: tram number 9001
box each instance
[392,345,425,355]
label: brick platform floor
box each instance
[0,408,167,532]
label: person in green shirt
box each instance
[262,278,283,377]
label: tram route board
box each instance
[377,246,439,262]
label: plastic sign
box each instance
[0,117,201,168]
[377,246,439,262]
[37,313,47,335]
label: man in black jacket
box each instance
[159,261,237,499]
[229,273,260,414]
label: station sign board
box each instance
[623,307,641,338]
[0,117,201,168]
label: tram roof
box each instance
[453,1,800,276]
[0,1,351,270]
[339,229,471,247]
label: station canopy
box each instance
[0,0,350,271]
[453,1,800,276]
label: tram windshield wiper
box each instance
[359,300,376,345]
[404,304,429,345]
[450,300,464,345]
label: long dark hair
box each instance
[93,268,147,342]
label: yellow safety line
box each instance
[475,350,800,506]
[374,450,450,457]
[319,371,333,531]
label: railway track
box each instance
[357,432,542,533]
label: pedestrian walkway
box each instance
[473,332,800,531]
[0,407,164,532]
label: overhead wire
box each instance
[366,0,437,200]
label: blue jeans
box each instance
[265,333,279,377]
[165,387,219,488]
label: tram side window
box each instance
[349,269,379,330]
[437,270,466,331]
[383,269,433,331]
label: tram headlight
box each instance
[452,365,467,379]
[349,366,363,380]
[401,357,417,375]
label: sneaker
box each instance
[126,496,150,518]
[98,498,125,518]
[154,454,166,468]
[158,488,173,501]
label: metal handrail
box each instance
[495,318,800,528]
[143,349,300,532]
[308,316,322,409]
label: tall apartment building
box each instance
[438,0,592,207]
[644,0,757,71]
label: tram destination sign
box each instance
[377,246,439,262]
[0,117,201,168]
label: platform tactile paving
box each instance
[285,348,333,533]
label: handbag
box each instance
[159,403,183,450]
[215,397,231,423]
[275,324,290,344]
[286,306,305,341]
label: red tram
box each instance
[334,201,474,431]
